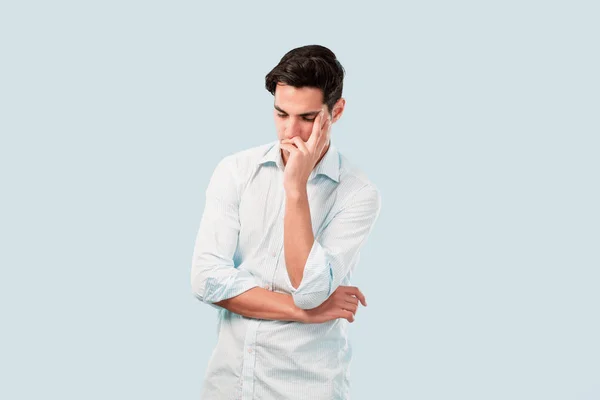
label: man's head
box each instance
[265,45,346,143]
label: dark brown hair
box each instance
[265,44,345,112]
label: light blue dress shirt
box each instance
[191,139,381,399]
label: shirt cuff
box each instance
[202,269,260,308]
[285,240,333,309]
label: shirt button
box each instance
[271,251,277,257]
[248,348,253,354]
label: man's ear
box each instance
[331,98,346,123]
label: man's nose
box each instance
[284,119,301,139]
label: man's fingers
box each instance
[356,289,367,307]
[340,296,358,314]
[289,136,309,155]
[344,296,359,308]
[343,310,354,323]
[345,304,358,314]
[280,143,299,154]
[317,117,331,154]
[322,115,331,132]
[307,109,325,149]
[343,286,367,307]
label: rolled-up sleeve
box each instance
[285,185,382,310]
[190,156,260,310]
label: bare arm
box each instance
[214,287,305,322]
[283,189,314,289]
[279,112,381,310]
[214,285,365,324]
[280,111,331,290]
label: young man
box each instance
[191,44,381,400]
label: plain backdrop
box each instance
[1,1,599,399]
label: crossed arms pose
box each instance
[192,102,380,327]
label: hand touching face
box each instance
[279,109,332,193]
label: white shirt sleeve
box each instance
[190,155,260,310]
[285,185,382,310]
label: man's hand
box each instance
[299,286,367,324]
[280,109,332,195]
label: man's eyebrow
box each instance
[274,105,321,117]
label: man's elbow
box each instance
[292,291,329,310]
[288,267,333,310]
[191,281,205,302]
[190,269,208,302]
[190,259,222,302]
[191,276,224,310]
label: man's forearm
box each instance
[213,287,306,322]
[284,189,314,289]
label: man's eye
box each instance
[276,114,315,122]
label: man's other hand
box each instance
[300,286,367,324]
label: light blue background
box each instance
[1,1,598,399]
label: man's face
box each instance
[273,83,329,143]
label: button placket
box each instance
[267,192,286,289]
[240,319,259,399]
[266,192,284,260]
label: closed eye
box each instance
[277,114,316,122]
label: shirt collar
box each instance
[258,140,340,183]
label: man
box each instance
[191,44,381,400]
